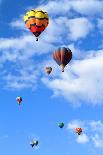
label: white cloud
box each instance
[42,18,66,44]
[44,17,93,42]
[37,0,71,16]
[92,134,103,148]
[76,133,89,144]
[90,121,103,148]
[38,0,103,17]
[0,35,55,56]
[71,0,103,16]
[67,120,85,130]
[10,19,26,30]
[90,121,103,132]
[0,34,56,89]
[36,2,95,42]
[42,50,103,106]
[3,69,39,90]
[67,18,93,41]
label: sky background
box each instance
[0,0,103,155]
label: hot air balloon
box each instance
[30,140,38,148]
[45,67,52,75]
[58,122,64,128]
[24,9,49,41]
[52,47,72,72]
[75,128,82,135]
[16,96,22,105]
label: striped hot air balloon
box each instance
[52,47,72,72]
[24,9,49,41]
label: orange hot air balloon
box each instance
[24,9,49,41]
[75,128,82,135]
[52,47,72,72]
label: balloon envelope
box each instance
[24,9,49,41]
[45,67,52,75]
[16,97,22,105]
[58,122,64,128]
[53,47,72,72]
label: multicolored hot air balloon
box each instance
[58,122,64,128]
[75,128,82,135]
[45,67,52,75]
[24,9,49,41]
[52,47,72,72]
[30,140,38,148]
[16,96,22,105]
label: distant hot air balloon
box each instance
[16,96,22,105]
[58,122,64,128]
[52,47,72,72]
[30,140,38,148]
[75,128,82,135]
[24,9,49,41]
[45,67,52,75]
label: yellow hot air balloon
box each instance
[24,9,49,41]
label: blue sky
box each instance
[0,0,103,155]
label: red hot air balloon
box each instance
[75,128,82,135]
[52,47,72,72]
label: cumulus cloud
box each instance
[10,19,26,30]
[37,0,71,16]
[10,15,93,43]
[67,18,93,41]
[71,0,103,16]
[42,49,103,106]
[0,34,56,89]
[67,120,103,148]
[90,121,103,148]
[67,120,85,130]
[45,17,93,42]
[92,134,103,148]
[0,35,55,57]
[3,69,39,90]
[39,0,103,17]
[76,134,89,144]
